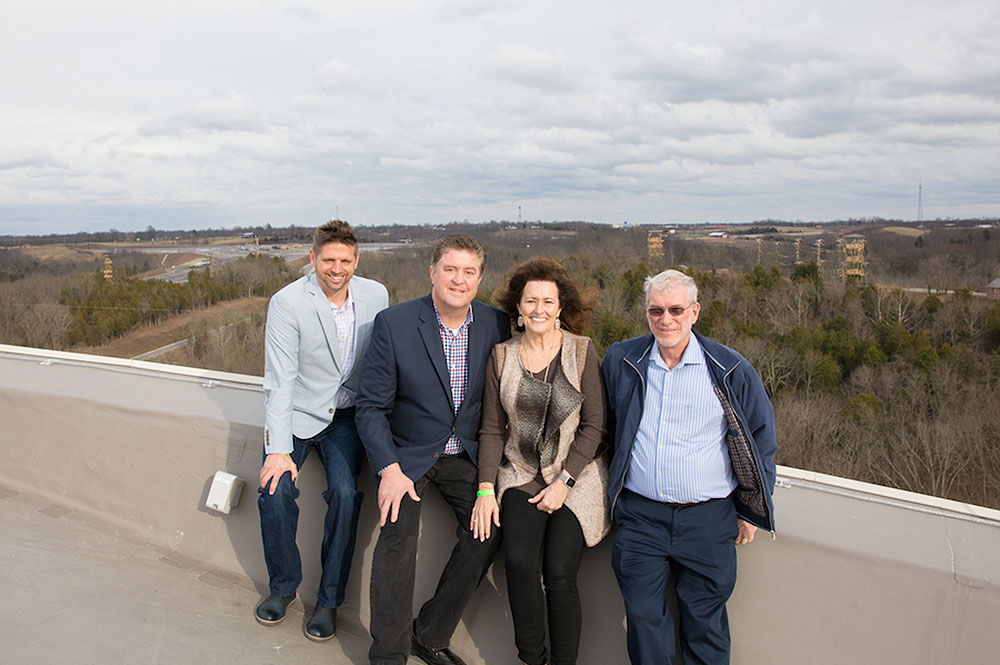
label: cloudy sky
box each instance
[1,0,998,234]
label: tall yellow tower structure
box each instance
[647,229,664,260]
[841,234,867,285]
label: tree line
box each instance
[0,253,293,348]
[364,235,1000,510]
[4,228,999,510]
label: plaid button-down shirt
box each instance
[329,290,356,408]
[435,304,474,455]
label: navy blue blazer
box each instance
[355,294,511,480]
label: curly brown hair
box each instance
[492,257,597,334]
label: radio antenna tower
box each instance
[517,205,523,225]
[917,180,923,223]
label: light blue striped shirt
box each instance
[624,335,736,503]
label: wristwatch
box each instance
[558,471,576,488]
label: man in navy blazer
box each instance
[356,235,510,665]
[256,220,388,642]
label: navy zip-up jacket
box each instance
[601,330,777,532]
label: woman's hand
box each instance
[528,477,571,513]
[470,489,501,542]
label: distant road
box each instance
[872,282,990,298]
[886,285,989,298]
[127,243,400,283]
[132,244,308,283]
[132,338,189,360]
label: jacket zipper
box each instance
[611,354,646,512]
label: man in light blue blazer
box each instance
[255,220,389,643]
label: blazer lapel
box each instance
[462,301,488,410]
[417,297,453,404]
[349,279,368,357]
[308,276,343,371]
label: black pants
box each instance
[368,454,502,665]
[501,488,586,665]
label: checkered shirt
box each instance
[435,304,474,455]
[329,289,356,408]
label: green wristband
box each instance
[476,489,495,497]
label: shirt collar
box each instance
[328,287,354,312]
[434,302,474,333]
[648,332,704,370]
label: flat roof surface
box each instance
[0,483,375,665]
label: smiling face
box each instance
[517,280,561,336]
[646,285,700,354]
[429,248,483,316]
[309,241,358,302]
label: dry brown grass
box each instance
[161,252,211,268]
[20,245,100,262]
[882,226,926,237]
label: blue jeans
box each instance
[258,408,364,608]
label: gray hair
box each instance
[644,269,698,304]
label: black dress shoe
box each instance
[410,635,468,665]
[304,605,336,642]
[255,593,295,625]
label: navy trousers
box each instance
[612,490,738,665]
[258,408,364,608]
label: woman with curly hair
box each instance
[472,257,610,665]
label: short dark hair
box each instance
[313,220,358,253]
[492,257,597,334]
[430,234,486,273]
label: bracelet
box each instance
[476,488,495,497]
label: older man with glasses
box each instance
[601,268,777,665]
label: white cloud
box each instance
[0,146,69,172]
[137,92,266,136]
[311,60,366,94]
[485,44,580,93]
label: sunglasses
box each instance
[647,304,694,318]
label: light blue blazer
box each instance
[263,273,389,454]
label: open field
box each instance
[18,245,101,262]
[882,226,927,237]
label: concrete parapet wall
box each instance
[2,344,998,665]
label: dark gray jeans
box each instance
[368,453,501,665]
